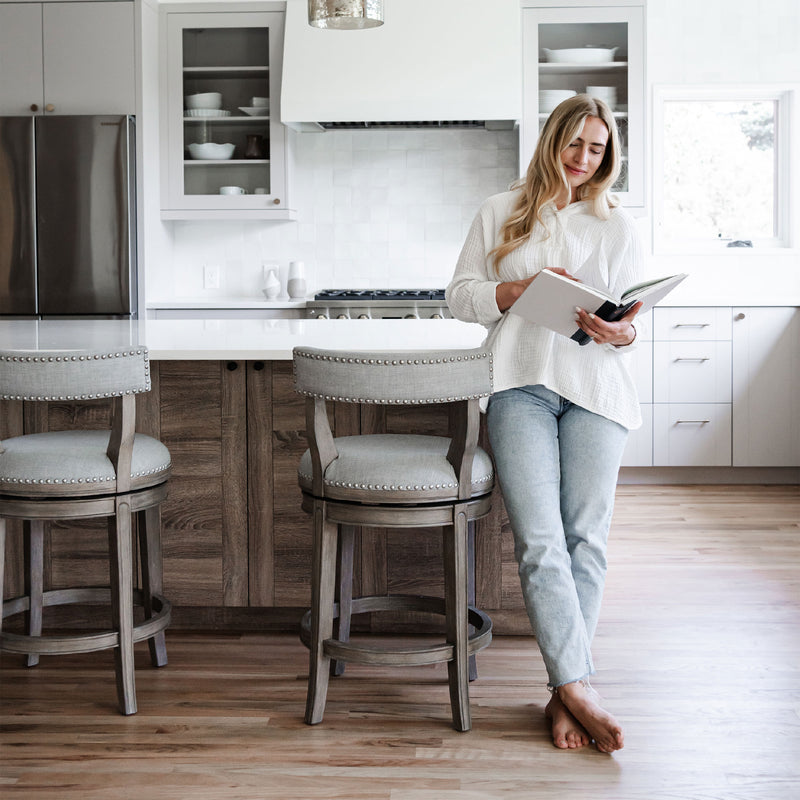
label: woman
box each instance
[446,95,644,753]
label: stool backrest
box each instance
[0,348,152,493]
[293,347,493,404]
[293,347,493,501]
[0,348,150,401]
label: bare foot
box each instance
[545,691,591,749]
[556,680,624,753]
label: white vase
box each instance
[263,267,281,299]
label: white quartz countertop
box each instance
[0,319,487,360]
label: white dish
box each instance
[238,107,268,117]
[185,92,223,110]
[185,109,231,118]
[251,97,269,108]
[188,142,235,160]
[539,89,577,113]
[543,47,618,64]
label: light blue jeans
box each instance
[486,385,628,688]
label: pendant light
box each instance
[308,0,384,29]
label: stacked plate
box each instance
[539,89,577,113]
[185,109,231,118]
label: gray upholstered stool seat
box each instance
[298,434,494,503]
[293,346,494,732]
[0,347,172,715]
[0,430,170,496]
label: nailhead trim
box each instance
[297,470,493,492]
[0,462,172,486]
[0,349,150,401]
[293,349,493,403]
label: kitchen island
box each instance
[0,318,529,634]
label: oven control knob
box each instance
[404,313,419,319]
[317,313,328,319]
[336,314,349,320]
[357,314,370,319]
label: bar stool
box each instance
[0,347,172,715]
[294,346,494,731]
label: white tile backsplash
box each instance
[165,128,519,299]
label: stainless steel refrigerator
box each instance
[0,115,137,318]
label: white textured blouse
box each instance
[446,190,644,430]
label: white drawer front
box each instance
[653,307,732,341]
[653,341,732,403]
[653,404,732,466]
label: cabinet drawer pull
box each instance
[674,357,710,362]
[675,419,711,425]
[674,323,710,328]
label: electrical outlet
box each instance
[204,265,221,289]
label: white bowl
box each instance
[543,47,618,64]
[238,107,268,117]
[539,89,577,113]
[188,142,235,160]
[185,92,223,110]
[251,97,269,108]
[185,108,230,118]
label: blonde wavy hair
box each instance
[489,94,621,271]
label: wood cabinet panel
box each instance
[155,361,248,607]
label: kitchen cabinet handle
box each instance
[45,103,55,113]
[253,361,264,371]
[675,419,711,425]
[272,198,281,205]
[674,323,710,328]
[735,312,746,321]
[226,361,238,371]
[30,103,39,112]
[674,357,710,362]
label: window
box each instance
[653,87,795,252]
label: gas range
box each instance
[305,289,451,320]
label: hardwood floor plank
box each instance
[2,486,799,799]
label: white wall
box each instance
[647,0,800,84]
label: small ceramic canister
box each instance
[287,261,306,298]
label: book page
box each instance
[509,270,613,337]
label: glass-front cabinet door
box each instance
[161,8,294,218]
[521,3,644,208]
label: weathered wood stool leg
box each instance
[0,519,5,637]
[444,505,471,732]
[305,501,338,725]
[467,519,478,682]
[138,506,168,668]
[332,524,355,677]
[108,498,136,715]
[25,520,45,668]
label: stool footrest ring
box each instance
[1,588,172,656]
[300,594,492,667]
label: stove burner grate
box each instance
[314,289,446,302]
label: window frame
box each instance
[652,84,798,255]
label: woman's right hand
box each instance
[495,267,577,312]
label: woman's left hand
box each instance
[575,301,643,347]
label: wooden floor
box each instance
[2,485,799,799]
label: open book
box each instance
[509,269,687,345]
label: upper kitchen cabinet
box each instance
[160,4,295,219]
[0,1,135,116]
[521,1,645,208]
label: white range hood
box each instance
[281,0,522,130]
